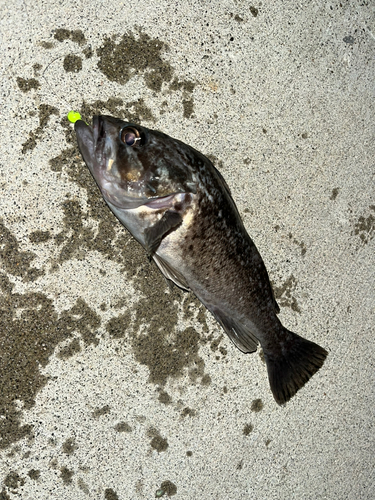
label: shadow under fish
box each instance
[75,115,328,405]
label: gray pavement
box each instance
[0,1,374,499]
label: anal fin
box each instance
[153,254,190,291]
[210,307,259,353]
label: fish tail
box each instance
[264,329,328,405]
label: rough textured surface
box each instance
[0,1,374,499]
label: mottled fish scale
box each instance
[75,115,328,404]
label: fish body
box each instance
[75,115,327,404]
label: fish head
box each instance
[75,115,197,209]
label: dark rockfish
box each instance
[75,116,328,404]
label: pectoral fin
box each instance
[144,210,183,256]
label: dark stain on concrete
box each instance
[39,41,54,49]
[250,398,263,412]
[130,288,206,386]
[114,422,132,433]
[29,230,51,243]
[83,46,93,59]
[157,480,177,497]
[353,205,375,244]
[0,220,44,282]
[33,63,42,76]
[97,31,173,92]
[92,405,111,418]
[288,232,307,257]
[21,104,59,153]
[169,78,195,94]
[62,437,78,455]
[0,489,10,500]
[210,334,223,352]
[181,407,197,417]
[57,338,82,359]
[60,466,74,485]
[27,469,40,480]
[182,98,194,118]
[54,28,86,45]
[106,312,132,339]
[330,188,339,200]
[104,488,119,500]
[0,221,101,449]
[77,477,90,494]
[4,471,25,490]
[148,427,169,453]
[250,6,259,17]
[243,423,253,436]
[273,275,301,313]
[230,13,244,22]
[16,77,40,92]
[157,390,172,405]
[63,54,82,73]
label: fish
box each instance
[75,115,328,404]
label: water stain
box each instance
[157,481,177,497]
[27,469,40,480]
[181,407,197,417]
[63,54,82,73]
[62,437,78,455]
[29,230,51,243]
[57,338,81,359]
[0,220,44,282]
[0,222,101,450]
[60,466,74,485]
[54,28,86,45]
[77,477,90,494]
[272,275,301,313]
[104,488,119,500]
[114,422,132,433]
[39,41,54,49]
[288,232,306,257]
[250,398,263,412]
[353,206,375,244]
[157,390,172,405]
[21,104,59,153]
[182,98,194,118]
[148,427,169,453]
[4,472,25,490]
[33,63,42,76]
[236,459,244,470]
[330,188,339,200]
[92,405,111,418]
[16,77,40,92]
[97,30,173,92]
[243,423,253,436]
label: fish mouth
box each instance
[75,116,106,169]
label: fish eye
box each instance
[120,127,141,147]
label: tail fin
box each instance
[264,330,328,405]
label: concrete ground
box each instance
[1,0,374,499]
